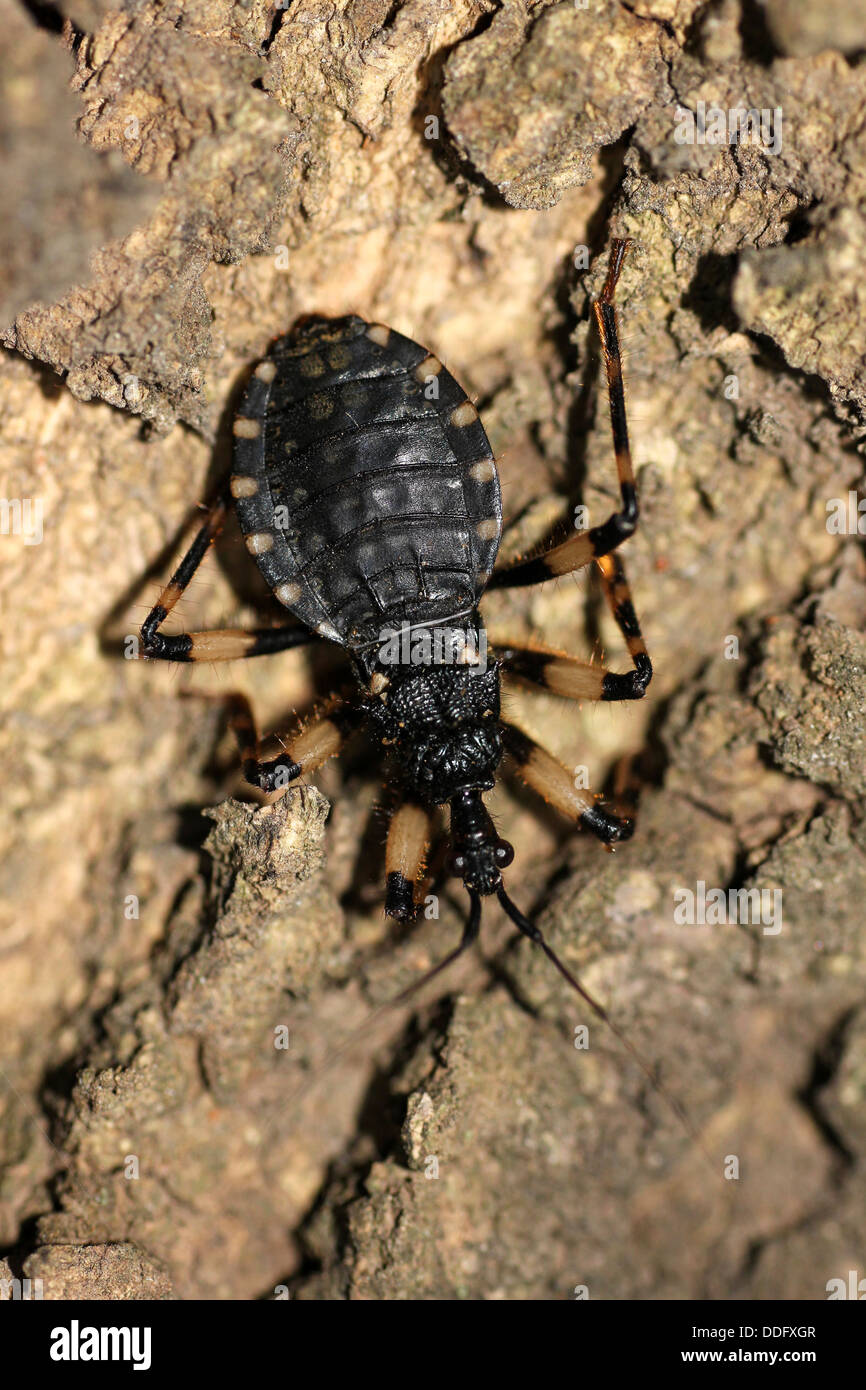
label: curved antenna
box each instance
[389,887,482,1008]
[496,884,707,1155]
[285,890,483,1106]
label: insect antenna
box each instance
[284,890,482,1106]
[387,888,482,1008]
[496,884,707,1157]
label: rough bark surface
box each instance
[1,0,864,1300]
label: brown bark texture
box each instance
[1,0,865,1300]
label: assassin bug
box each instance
[140,239,652,1011]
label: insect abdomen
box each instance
[231,316,502,648]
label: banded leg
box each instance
[385,801,433,921]
[502,723,633,846]
[228,692,362,793]
[499,553,652,703]
[140,495,314,663]
[595,550,652,695]
[489,237,637,590]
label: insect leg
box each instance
[594,550,652,696]
[140,495,314,662]
[488,237,638,589]
[501,722,633,846]
[234,695,363,794]
[497,555,652,704]
[384,801,432,921]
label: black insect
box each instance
[141,239,652,1006]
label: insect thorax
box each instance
[362,634,502,805]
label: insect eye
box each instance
[448,852,467,877]
[495,840,514,867]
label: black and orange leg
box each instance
[502,723,633,846]
[595,550,652,696]
[140,495,314,663]
[226,692,362,794]
[488,237,638,590]
[384,801,432,921]
[498,553,652,704]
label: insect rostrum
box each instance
[140,239,652,999]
